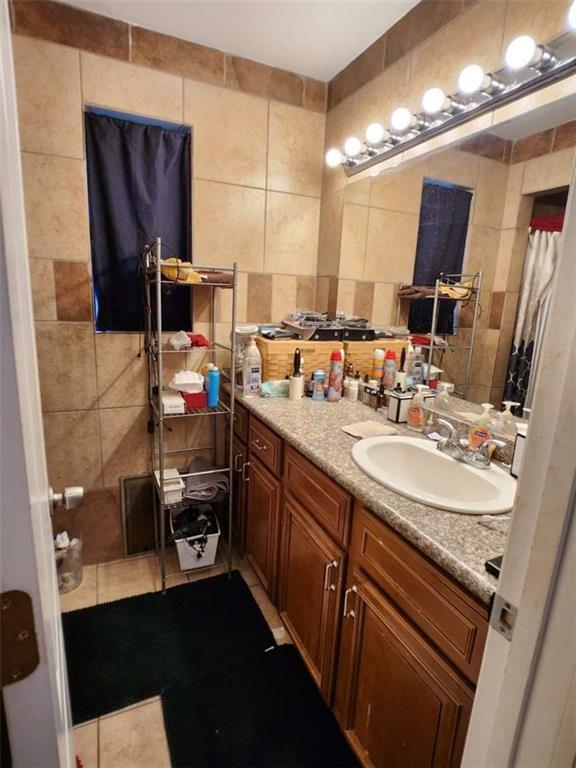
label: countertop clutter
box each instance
[234,391,508,604]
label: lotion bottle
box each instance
[412,346,425,386]
[242,336,262,397]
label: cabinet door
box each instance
[278,493,345,702]
[231,436,248,555]
[245,456,281,599]
[336,569,474,768]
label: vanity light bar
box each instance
[327,23,576,176]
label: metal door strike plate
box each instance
[1,591,40,687]
[490,592,518,641]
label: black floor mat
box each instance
[162,645,359,768]
[63,570,274,724]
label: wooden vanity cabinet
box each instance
[231,435,248,554]
[223,399,250,555]
[335,568,474,768]
[278,493,345,701]
[239,413,488,768]
[333,505,488,768]
[245,417,283,599]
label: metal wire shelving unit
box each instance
[396,272,483,399]
[143,237,237,592]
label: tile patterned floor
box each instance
[61,551,291,767]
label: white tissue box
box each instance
[161,390,185,415]
[387,391,413,423]
[154,468,185,505]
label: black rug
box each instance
[162,644,359,768]
[63,570,274,724]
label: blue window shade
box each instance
[408,178,473,335]
[85,108,191,332]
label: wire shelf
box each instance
[150,399,231,420]
[143,237,238,593]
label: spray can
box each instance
[328,350,343,402]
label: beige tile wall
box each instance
[322,0,572,197]
[12,0,574,560]
[13,34,325,514]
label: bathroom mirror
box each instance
[331,91,575,408]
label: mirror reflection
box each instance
[323,97,574,408]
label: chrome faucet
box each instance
[432,418,505,470]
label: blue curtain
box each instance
[408,179,473,334]
[85,109,191,332]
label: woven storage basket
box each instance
[343,339,409,378]
[255,338,343,382]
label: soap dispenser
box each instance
[501,400,520,438]
[468,403,494,451]
[407,385,427,432]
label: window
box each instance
[408,178,473,335]
[85,108,192,332]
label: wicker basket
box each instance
[343,339,409,378]
[255,337,343,382]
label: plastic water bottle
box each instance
[206,365,220,408]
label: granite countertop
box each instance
[233,391,512,605]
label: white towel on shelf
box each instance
[184,457,229,501]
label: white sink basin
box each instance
[352,436,516,515]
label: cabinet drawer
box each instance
[248,418,282,476]
[221,395,248,443]
[233,401,249,442]
[351,505,488,683]
[284,445,351,546]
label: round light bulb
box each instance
[390,107,413,133]
[569,0,576,29]
[505,35,540,70]
[421,87,449,115]
[458,64,489,94]
[343,136,363,157]
[365,122,386,145]
[325,148,342,168]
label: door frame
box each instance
[462,163,576,765]
[0,2,74,764]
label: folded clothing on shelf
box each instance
[184,457,229,501]
[169,330,192,350]
[188,333,210,347]
[169,369,204,393]
[160,258,202,284]
[197,270,233,285]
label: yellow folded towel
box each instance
[160,258,202,284]
[438,280,473,300]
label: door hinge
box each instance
[1,591,40,687]
[490,592,518,641]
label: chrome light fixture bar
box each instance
[328,24,576,177]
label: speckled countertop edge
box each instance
[233,391,511,605]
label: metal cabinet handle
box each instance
[324,560,338,591]
[251,438,267,452]
[241,461,250,482]
[343,585,357,618]
[234,452,243,472]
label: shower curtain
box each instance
[503,228,560,409]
